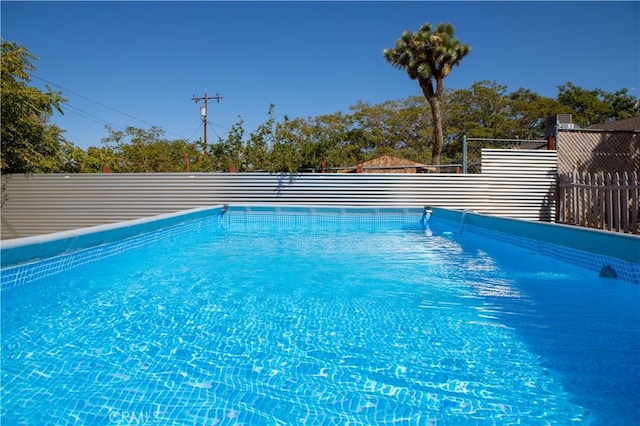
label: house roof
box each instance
[587,115,640,131]
[338,154,434,173]
[351,155,427,168]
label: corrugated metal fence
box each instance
[1,150,557,239]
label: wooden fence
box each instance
[557,169,639,234]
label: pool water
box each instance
[2,213,639,425]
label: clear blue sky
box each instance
[2,1,639,149]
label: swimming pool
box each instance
[2,206,639,424]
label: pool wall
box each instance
[0,206,428,290]
[2,205,639,289]
[432,207,640,284]
[0,206,224,290]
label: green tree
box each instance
[268,116,306,173]
[210,118,245,172]
[508,88,569,139]
[82,146,119,173]
[384,23,471,168]
[244,105,276,171]
[602,89,640,121]
[1,40,68,173]
[557,82,640,127]
[101,125,202,172]
[101,125,162,172]
[59,141,87,173]
[349,97,431,162]
[302,113,352,171]
[444,81,511,139]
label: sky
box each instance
[2,1,639,150]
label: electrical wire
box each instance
[207,122,223,141]
[64,103,125,131]
[188,122,203,142]
[208,120,230,133]
[29,73,189,140]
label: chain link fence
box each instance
[300,136,550,174]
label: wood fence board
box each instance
[557,169,639,234]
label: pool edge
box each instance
[0,205,224,267]
[431,207,640,283]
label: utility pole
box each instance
[191,92,222,153]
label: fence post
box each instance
[570,167,578,225]
[579,171,587,226]
[632,171,639,234]
[585,172,592,227]
[613,172,621,232]
[462,134,467,174]
[557,174,565,223]
[598,173,606,230]
[606,173,613,231]
[590,172,597,228]
[621,172,629,233]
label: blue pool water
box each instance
[2,210,639,425]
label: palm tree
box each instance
[384,23,471,168]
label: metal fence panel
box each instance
[482,149,557,221]
[1,150,558,239]
[463,137,549,173]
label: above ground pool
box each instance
[2,206,639,425]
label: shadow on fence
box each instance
[557,168,639,234]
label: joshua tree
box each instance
[384,23,470,168]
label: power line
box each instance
[188,122,203,142]
[64,103,124,129]
[207,122,223,141]
[207,120,230,133]
[30,74,156,126]
[29,73,189,140]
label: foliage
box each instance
[100,126,210,173]
[1,39,69,173]
[3,39,639,176]
[209,118,245,172]
[384,22,471,167]
[69,81,640,174]
[244,106,274,171]
[507,88,570,139]
[349,98,431,162]
[444,81,512,139]
[556,82,640,127]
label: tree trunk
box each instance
[429,97,444,167]
[419,77,445,169]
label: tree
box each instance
[268,116,305,173]
[507,88,569,139]
[444,81,512,139]
[244,105,276,171]
[100,125,205,172]
[384,23,471,168]
[210,118,245,172]
[1,40,67,173]
[81,146,119,173]
[557,82,640,127]
[101,125,163,172]
[349,97,431,162]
